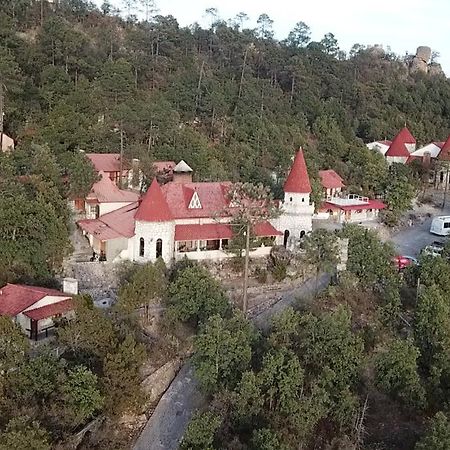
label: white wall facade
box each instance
[274,192,314,249]
[133,220,175,264]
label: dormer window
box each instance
[188,191,202,209]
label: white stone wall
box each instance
[273,191,314,249]
[134,220,175,264]
[106,237,129,261]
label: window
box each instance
[301,197,305,202]
[290,197,293,202]
[206,240,220,251]
[444,222,450,229]
[156,239,163,258]
[283,230,290,247]
[441,172,445,183]
[300,230,306,239]
[139,238,145,257]
[177,241,197,253]
[188,191,202,209]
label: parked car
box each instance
[392,255,418,270]
[421,241,445,258]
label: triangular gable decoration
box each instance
[188,191,202,209]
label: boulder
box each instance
[415,46,431,63]
[410,57,428,74]
[141,359,182,406]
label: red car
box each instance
[392,255,418,271]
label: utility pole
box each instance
[442,163,449,210]
[242,223,250,316]
[119,121,124,189]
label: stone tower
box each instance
[274,149,314,249]
[133,178,175,264]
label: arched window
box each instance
[156,239,163,258]
[300,230,306,239]
[283,230,290,247]
[139,238,145,257]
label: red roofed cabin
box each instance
[319,169,345,197]
[319,194,386,223]
[0,279,77,340]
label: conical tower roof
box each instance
[135,178,173,222]
[385,133,410,157]
[283,149,312,194]
[396,126,416,144]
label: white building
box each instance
[319,194,386,223]
[77,151,315,264]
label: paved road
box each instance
[389,216,444,257]
[132,273,330,450]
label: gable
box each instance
[188,191,202,209]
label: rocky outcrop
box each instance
[409,46,444,76]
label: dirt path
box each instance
[132,273,330,450]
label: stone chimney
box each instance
[63,278,78,296]
[172,160,194,184]
[423,151,431,169]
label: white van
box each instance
[430,216,450,236]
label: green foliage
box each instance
[302,229,339,278]
[58,296,117,363]
[193,313,256,393]
[374,338,426,408]
[298,306,363,391]
[168,264,230,326]
[251,428,289,450]
[0,417,50,450]
[414,284,450,404]
[270,261,287,282]
[117,261,166,313]
[416,412,450,450]
[180,411,222,450]
[60,366,104,426]
[102,334,146,415]
[341,224,396,285]
[0,317,29,373]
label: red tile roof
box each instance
[284,149,312,194]
[253,222,283,236]
[385,134,410,158]
[319,170,345,189]
[175,224,233,241]
[439,136,450,161]
[135,178,173,222]
[322,199,386,212]
[78,202,139,239]
[86,172,139,203]
[162,181,232,219]
[24,299,74,321]
[86,153,128,173]
[0,284,69,317]
[174,221,282,241]
[396,127,416,144]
